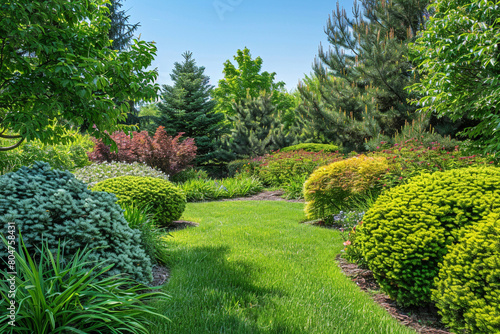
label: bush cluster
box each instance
[88,126,197,176]
[73,161,169,188]
[0,162,153,282]
[357,166,500,306]
[0,133,93,175]
[304,155,391,220]
[92,176,186,227]
[170,167,209,183]
[280,143,339,153]
[432,214,500,334]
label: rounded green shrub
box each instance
[432,213,500,334]
[93,176,186,226]
[280,143,339,153]
[304,155,391,219]
[0,162,153,282]
[358,166,500,306]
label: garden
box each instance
[1,0,500,333]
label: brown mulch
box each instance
[219,190,304,203]
[336,254,451,334]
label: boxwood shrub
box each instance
[93,176,186,227]
[280,143,339,153]
[0,162,153,282]
[432,213,500,334]
[358,166,500,306]
[303,155,391,219]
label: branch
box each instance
[0,136,24,151]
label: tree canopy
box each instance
[0,0,159,151]
[409,0,500,152]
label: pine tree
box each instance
[226,93,292,158]
[156,51,226,165]
[296,0,429,151]
[107,0,139,51]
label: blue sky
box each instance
[124,0,353,91]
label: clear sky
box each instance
[124,0,354,91]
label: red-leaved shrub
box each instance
[88,126,197,176]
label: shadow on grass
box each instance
[155,244,303,334]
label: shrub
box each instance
[254,150,344,187]
[432,214,500,334]
[73,161,169,188]
[170,167,209,183]
[0,235,169,334]
[281,143,339,153]
[357,166,500,306]
[180,176,263,202]
[0,132,93,175]
[88,126,197,176]
[304,155,391,219]
[0,162,153,282]
[93,176,186,227]
[227,159,259,178]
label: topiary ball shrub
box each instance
[303,155,391,219]
[280,143,339,153]
[0,162,153,282]
[93,176,186,227]
[432,213,500,334]
[358,166,500,307]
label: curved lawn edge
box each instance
[151,201,415,334]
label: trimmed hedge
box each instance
[0,162,153,282]
[93,176,186,227]
[280,143,339,153]
[358,166,500,306]
[433,214,500,333]
[303,155,391,219]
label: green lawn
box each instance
[152,201,415,334]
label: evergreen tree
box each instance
[156,51,226,165]
[107,0,139,51]
[296,0,429,151]
[226,93,293,158]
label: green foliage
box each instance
[432,214,500,334]
[93,176,186,227]
[0,0,159,150]
[358,167,500,306]
[328,211,368,268]
[304,155,391,219]
[409,0,500,153]
[0,132,93,175]
[295,0,428,151]
[73,161,169,188]
[122,203,170,265]
[227,159,260,178]
[281,143,339,153]
[213,47,294,118]
[0,162,153,282]
[225,93,293,158]
[169,167,209,183]
[156,51,227,165]
[180,176,263,202]
[0,235,169,334]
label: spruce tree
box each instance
[226,93,292,158]
[107,0,139,51]
[296,0,429,151]
[156,51,226,165]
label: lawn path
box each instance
[153,201,415,334]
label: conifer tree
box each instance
[107,0,139,51]
[156,52,226,165]
[226,93,292,158]
[296,0,429,151]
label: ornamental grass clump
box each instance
[93,176,186,227]
[303,155,392,219]
[73,161,169,188]
[0,162,153,282]
[358,166,500,307]
[432,213,500,334]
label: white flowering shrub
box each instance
[73,161,169,188]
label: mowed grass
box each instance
[152,201,414,334]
